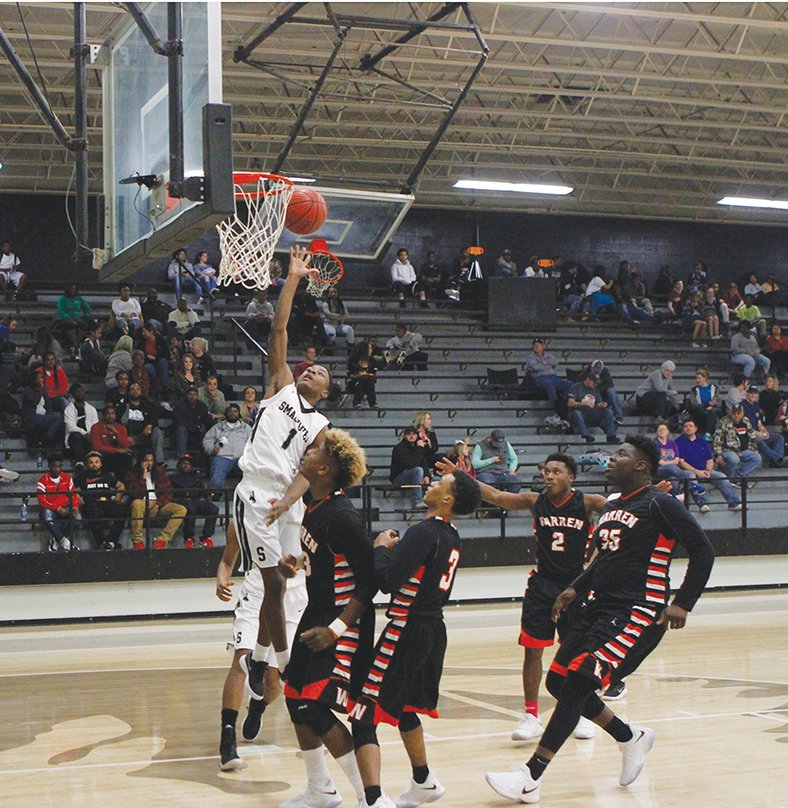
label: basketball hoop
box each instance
[216,171,294,290]
[305,239,344,297]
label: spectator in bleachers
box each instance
[559,262,586,318]
[524,338,572,410]
[580,266,615,319]
[724,371,748,411]
[446,437,475,477]
[731,320,770,380]
[21,374,63,447]
[116,382,165,465]
[472,428,521,492]
[37,453,81,552]
[687,261,709,294]
[104,335,134,389]
[567,372,621,445]
[702,287,726,338]
[763,323,788,377]
[630,271,653,316]
[652,264,676,299]
[199,375,227,420]
[736,295,767,336]
[53,284,92,356]
[661,279,685,322]
[173,353,200,400]
[686,291,709,348]
[134,321,170,392]
[75,451,126,550]
[170,453,218,548]
[90,403,133,478]
[168,248,196,302]
[125,452,187,549]
[293,346,317,379]
[391,247,427,309]
[346,343,378,409]
[675,417,741,511]
[0,313,16,349]
[653,421,703,507]
[614,262,651,323]
[741,384,787,468]
[168,297,201,339]
[105,370,130,411]
[687,368,721,438]
[168,333,186,370]
[111,284,142,336]
[36,352,69,412]
[290,283,330,346]
[496,249,518,277]
[635,360,679,420]
[521,255,547,278]
[188,337,219,386]
[713,403,762,482]
[27,326,64,368]
[322,287,355,349]
[79,322,107,377]
[173,387,213,457]
[202,403,251,493]
[193,250,218,302]
[0,241,26,299]
[141,288,172,334]
[64,383,99,466]
[743,273,764,303]
[419,251,447,301]
[761,275,784,308]
[389,425,428,508]
[583,359,624,424]
[413,410,440,473]
[244,289,273,346]
[130,350,154,399]
[721,281,744,315]
[777,396,788,439]
[760,373,784,425]
[238,385,260,425]
[385,323,428,370]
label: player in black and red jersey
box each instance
[440,452,607,743]
[277,428,375,808]
[486,435,715,804]
[350,471,481,808]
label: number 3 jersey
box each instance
[239,383,329,490]
[300,491,376,613]
[533,488,592,584]
[574,485,715,611]
[374,516,461,621]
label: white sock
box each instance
[251,642,269,662]
[302,746,332,788]
[275,648,290,672]
[335,750,364,799]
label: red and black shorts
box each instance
[549,600,667,690]
[284,606,375,714]
[350,616,446,728]
[519,572,572,648]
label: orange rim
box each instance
[232,171,293,199]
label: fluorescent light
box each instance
[717,196,788,211]
[290,176,316,184]
[454,179,573,195]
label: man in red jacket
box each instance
[35,351,69,412]
[37,453,81,552]
[124,451,187,549]
[90,404,134,478]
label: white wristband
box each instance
[328,618,348,639]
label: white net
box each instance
[305,250,344,297]
[216,174,293,290]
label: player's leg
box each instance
[395,713,446,808]
[219,648,249,772]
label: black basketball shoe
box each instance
[239,651,268,700]
[219,725,246,771]
[241,698,268,742]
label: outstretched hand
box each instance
[265,497,288,525]
[288,245,313,279]
[435,457,458,476]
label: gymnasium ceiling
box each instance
[0,2,786,225]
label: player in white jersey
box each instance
[216,519,308,770]
[235,246,332,703]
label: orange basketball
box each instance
[285,188,328,235]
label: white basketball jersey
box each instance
[239,383,329,491]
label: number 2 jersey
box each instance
[572,485,715,611]
[239,383,329,491]
[533,488,592,584]
[374,516,461,621]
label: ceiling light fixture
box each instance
[717,196,788,211]
[289,176,316,184]
[454,179,573,195]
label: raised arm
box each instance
[435,457,537,510]
[266,245,314,395]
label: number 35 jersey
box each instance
[582,485,714,611]
[533,489,592,585]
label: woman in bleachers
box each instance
[413,410,441,473]
[134,321,170,392]
[238,385,260,425]
[446,437,476,478]
[763,323,788,377]
[27,326,64,369]
[687,367,722,438]
[53,284,92,357]
[104,335,133,389]
[173,352,200,400]
[321,287,355,349]
[35,351,69,412]
[686,290,709,348]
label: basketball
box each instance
[285,188,328,234]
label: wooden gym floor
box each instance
[1,591,786,807]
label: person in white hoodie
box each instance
[63,383,99,465]
[390,248,427,309]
